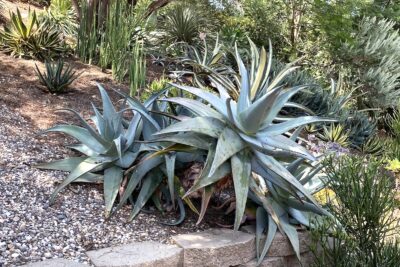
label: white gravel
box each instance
[0,103,209,267]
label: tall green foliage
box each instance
[77,0,150,82]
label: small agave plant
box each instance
[152,41,335,263]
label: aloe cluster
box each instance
[38,41,333,264]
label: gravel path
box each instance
[0,103,209,267]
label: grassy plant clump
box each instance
[35,59,78,93]
[0,8,66,60]
[310,156,400,267]
[77,0,150,81]
[129,40,146,97]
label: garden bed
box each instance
[0,53,213,266]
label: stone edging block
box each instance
[86,241,183,267]
[172,228,256,267]
[22,258,89,267]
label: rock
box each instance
[241,225,312,257]
[86,241,183,267]
[44,252,52,258]
[22,258,88,267]
[240,257,285,267]
[172,228,255,267]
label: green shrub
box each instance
[0,8,66,60]
[312,156,400,267]
[35,59,78,93]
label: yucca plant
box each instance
[35,59,78,93]
[152,41,334,263]
[0,8,65,60]
[162,5,203,45]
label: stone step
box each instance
[22,258,89,267]
[240,225,312,257]
[86,241,183,267]
[172,228,255,267]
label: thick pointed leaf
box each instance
[262,85,307,126]
[50,157,111,204]
[43,125,108,154]
[236,45,250,113]
[117,156,163,210]
[162,97,223,120]
[129,171,162,221]
[74,173,103,183]
[196,185,214,225]
[209,127,246,176]
[169,83,227,116]
[250,46,267,100]
[260,135,315,161]
[255,152,323,210]
[280,215,300,260]
[231,152,251,230]
[97,84,117,119]
[155,117,225,138]
[67,144,99,157]
[257,210,278,265]
[150,132,213,150]
[57,108,109,147]
[261,116,336,136]
[256,207,267,258]
[36,157,86,171]
[104,166,123,218]
[239,86,281,133]
[288,208,309,226]
[165,153,176,207]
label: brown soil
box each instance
[0,52,131,131]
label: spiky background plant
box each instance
[35,59,78,93]
[0,8,65,60]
